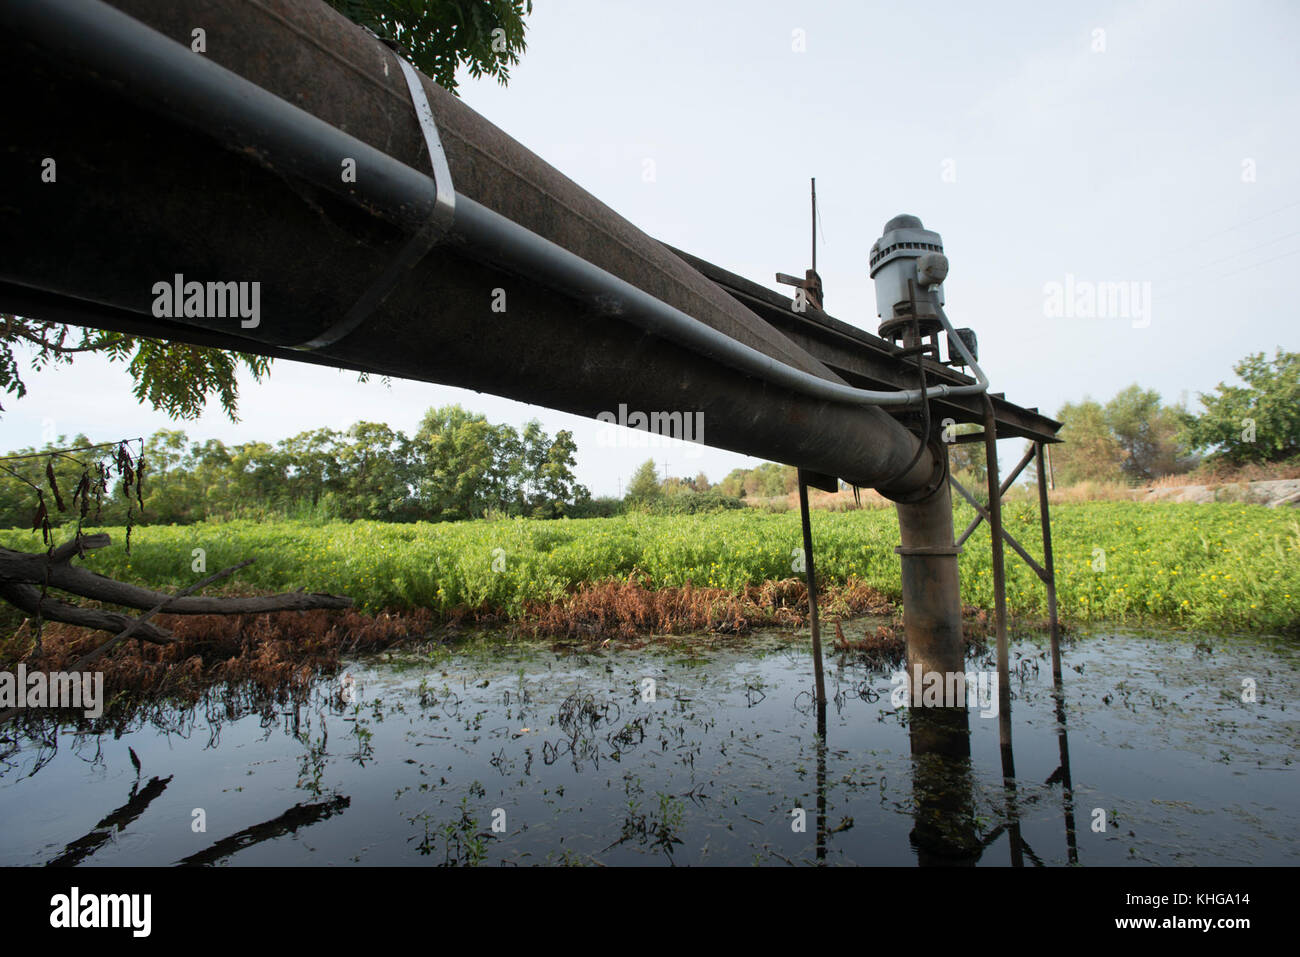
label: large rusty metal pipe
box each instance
[893,456,966,683]
[0,0,942,494]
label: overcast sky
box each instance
[5,0,1297,496]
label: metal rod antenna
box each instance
[811,177,817,273]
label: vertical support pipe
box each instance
[893,481,965,682]
[893,447,983,862]
[1036,442,1078,862]
[1035,442,1063,694]
[981,395,1022,866]
[798,469,829,863]
[797,469,827,714]
[981,397,1011,727]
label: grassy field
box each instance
[3,501,1298,635]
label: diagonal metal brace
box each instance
[949,473,1050,584]
[954,445,1036,546]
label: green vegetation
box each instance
[0,405,588,528]
[1182,349,1300,466]
[324,0,532,96]
[1052,348,1298,485]
[5,501,1296,635]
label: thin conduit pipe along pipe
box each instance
[3,0,988,419]
[453,198,990,410]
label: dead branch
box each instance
[0,557,257,723]
[0,581,174,643]
[0,534,353,618]
[67,558,255,671]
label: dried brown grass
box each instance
[4,608,437,707]
[3,573,1042,715]
[516,575,895,643]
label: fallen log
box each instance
[1,554,259,723]
[0,581,174,643]
[0,533,354,647]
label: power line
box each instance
[1200,245,1300,284]
[1154,228,1300,283]
[1133,196,1300,270]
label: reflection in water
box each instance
[1052,666,1079,865]
[47,774,173,867]
[998,695,1025,867]
[177,796,351,866]
[908,706,980,865]
[0,630,1294,866]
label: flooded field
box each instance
[1,626,1296,866]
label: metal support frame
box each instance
[949,412,1072,865]
[948,431,1063,685]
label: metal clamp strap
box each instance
[293,53,456,351]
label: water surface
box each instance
[1,626,1295,866]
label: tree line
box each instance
[0,405,589,528]
[1051,349,1297,486]
[4,349,1293,530]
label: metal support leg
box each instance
[1036,441,1077,863]
[981,395,1022,866]
[798,469,830,863]
[1035,442,1062,692]
[981,397,1011,727]
[797,469,827,715]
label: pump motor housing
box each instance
[869,214,948,340]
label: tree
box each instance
[717,468,747,498]
[742,463,792,498]
[279,427,343,508]
[414,405,584,519]
[228,441,287,512]
[1052,399,1124,485]
[1,3,532,423]
[324,0,532,95]
[139,429,201,524]
[331,422,419,521]
[625,459,662,505]
[1104,385,1195,481]
[533,429,588,517]
[519,419,548,508]
[1183,349,1300,466]
[416,405,500,520]
[0,317,271,421]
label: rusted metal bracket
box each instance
[775,269,824,311]
[801,469,838,493]
[949,474,1049,583]
[952,434,1066,706]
